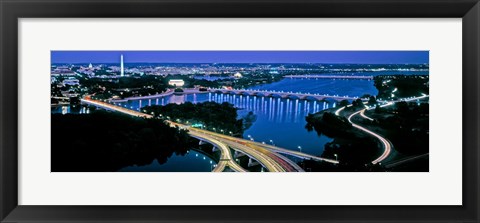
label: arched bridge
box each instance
[208,88,362,101]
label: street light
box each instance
[298,146,302,152]
[334,154,338,161]
[269,139,274,146]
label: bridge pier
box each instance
[234,150,246,158]
[248,158,260,167]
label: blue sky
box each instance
[51,51,429,64]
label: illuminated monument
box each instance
[120,54,124,77]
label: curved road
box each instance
[188,127,305,172]
[335,95,429,165]
[188,131,246,172]
[347,109,392,164]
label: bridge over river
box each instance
[110,87,364,103]
[209,88,362,101]
[284,75,374,80]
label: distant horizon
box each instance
[51,51,429,64]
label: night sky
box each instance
[51,51,429,64]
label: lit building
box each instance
[51,71,76,77]
[233,72,243,78]
[168,79,185,87]
[88,63,93,69]
[120,54,124,77]
[62,78,80,86]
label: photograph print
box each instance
[51,51,429,172]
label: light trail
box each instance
[347,95,429,164]
[81,98,153,118]
[188,131,246,172]
[384,153,429,169]
[190,128,304,172]
[252,142,338,164]
[348,109,392,164]
[223,140,286,172]
[360,109,374,121]
[335,104,352,116]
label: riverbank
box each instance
[305,94,429,171]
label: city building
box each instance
[120,54,124,77]
[233,72,243,79]
[62,78,80,86]
[51,70,76,77]
[168,79,185,87]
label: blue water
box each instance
[313,71,429,76]
[249,78,378,97]
[119,150,216,172]
[116,78,379,157]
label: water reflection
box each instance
[117,93,337,156]
[52,105,91,114]
[106,78,378,156]
[119,150,216,172]
[120,93,336,124]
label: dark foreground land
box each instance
[142,101,256,137]
[51,111,192,172]
[304,75,429,172]
[52,102,255,172]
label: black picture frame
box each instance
[1,0,479,222]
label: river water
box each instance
[119,150,216,172]
[54,76,382,171]
[115,78,378,157]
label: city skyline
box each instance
[51,51,429,64]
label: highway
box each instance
[335,95,429,165]
[184,127,305,172]
[187,131,246,172]
[110,89,175,102]
[348,109,392,164]
[81,97,153,118]
[384,153,429,169]
[359,109,374,121]
[250,142,339,164]
[81,97,310,172]
[110,88,209,102]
